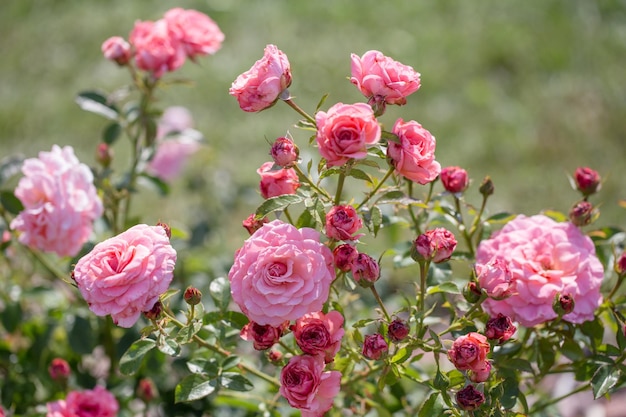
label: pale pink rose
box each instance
[230,44,292,112]
[350,50,421,105]
[257,161,300,199]
[129,19,185,78]
[315,102,381,167]
[292,311,345,363]
[228,220,335,326]
[146,137,201,181]
[157,106,195,139]
[46,386,118,417]
[387,118,440,184]
[73,224,177,328]
[476,256,516,300]
[475,214,604,327]
[101,36,131,65]
[10,145,103,257]
[325,205,363,241]
[164,8,224,58]
[280,354,341,416]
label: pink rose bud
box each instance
[455,385,485,411]
[270,137,299,167]
[291,311,345,363]
[411,228,457,264]
[240,321,287,351]
[183,286,202,305]
[475,257,515,300]
[242,214,269,235]
[387,319,410,343]
[569,200,595,227]
[485,314,517,344]
[463,281,483,303]
[447,332,490,372]
[615,251,626,276]
[101,36,131,65]
[574,166,601,197]
[333,244,358,272]
[325,205,363,241]
[143,301,163,321]
[553,293,575,316]
[468,361,491,383]
[96,143,113,167]
[479,176,495,197]
[362,333,388,360]
[49,358,71,380]
[257,162,300,199]
[440,166,469,194]
[351,253,380,287]
[137,378,158,403]
[268,350,283,362]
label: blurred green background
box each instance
[1,0,625,257]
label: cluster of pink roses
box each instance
[102,8,224,78]
[46,386,118,417]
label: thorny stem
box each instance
[334,170,347,206]
[356,167,395,210]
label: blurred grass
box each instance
[1,0,625,259]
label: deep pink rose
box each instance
[315,102,381,167]
[270,136,299,167]
[440,166,469,194]
[476,256,515,300]
[230,44,292,112]
[240,321,288,350]
[350,50,421,106]
[485,314,517,345]
[351,253,380,286]
[257,162,300,199]
[73,224,177,328]
[574,166,601,196]
[10,145,103,257]
[447,332,490,372]
[292,311,345,363]
[476,215,604,327]
[332,244,358,272]
[101,36,131,65]
[616,251,626,275]
[455,385,485,411]
[412,228,457,264]
[46,386,118,417]
[387,118,441,184]
[362,333,388,360]
[129,19,185,78]
[279,355,341,416]
[164,8,224,58]
[228,220,335,326]
[569,200,594,227]
[49,358,71,380]
[387,318,410,343]
[325,205,363,241]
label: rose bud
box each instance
[257,162,300,199]
[183,286,202,305]
[156,221,172,239]
[101,36,131,66]
[553,293,575,316]
[574,166,601,197]
[569,200,596,227]
[137,378,158,403]
[240,321,287,351]
[268,350,283,363]
[242,214,269,235]
[351,253,380,287]
[143,301,163,321]
[615,251,626,276]
[362,333,389,360]
[48,358,71,381]
[292,311,345,363]
[455,385,485,411]
[333,244,358,272]
[463,281,483,303]
[411,228,457,264]
[479,176,494,197]
[447,332,490,371]
[270,136,299,167]
[485,314,516,344]
[95,143,113,168]
[325,205,363,241]
[440,166,469,194]
[468,361,491,383]
[475,257,515,300]
[387,319,410,343]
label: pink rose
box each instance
[101,36,131,65]
[315,102,381,167]
[350,50,421,106]
[270,136,299,167]
[48,358,71,380]
[257,162,300,199]
[157,106,195,139]
[574,166,601,196]
[229,44,292,112]
[46,386,118,417]
[325,205,363,241]
[279,354,341,416]
[146,137,201,181]
[73,224,177,328]
[332,244,358,272]
[475,215,604,327]
[228,220,335,326]
[362,333,389,360]
[476,256,515,300]
[351,253,380,286]
[10,145,103,257]
[292,311,345,363]
[164,8,224,58]
[387,318,410,343]
[388,118,441,184]
[240,321,288,351]
[455,385,485,411]
[447,332,490,372]
[440,166,469,194]
[485,314,517,345]
[412,228,457,264]
[129,19,185,78]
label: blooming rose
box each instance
[333,244,358,272]
[228,220,335,326]
[240,321,288,351]
[130,18,185,78]
[574,166,601,196]
[156,106,195,138]
[46,386,118,417]
[475,215,604,327]
[447,332,490,372]
[101,36,131,65]
[315,102,381,167]
[164,8,224,58]
[362,333,389,360]
[440,166,469,194]
[292,311,345,363]
[257,162,300,199]
[73,224,177,328]
[387,118,440,184]
[280,355,341,417]
[325,205,363,241]
[412,228,457,264]
[230,44,292,112]
[350,50,421,106]
[485,314,517,345]
[351,253,380,286]
[270,136,299,167]
[10,145,103,257]
[476,256,515,300]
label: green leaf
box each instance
[160,288,180,303]
[119,339,156,375]
[157,338,180,356]
[0,191,24,215]
[138,173,170,196]
[446,369,465,388]
[221,356,241,370]
[1,300,22,333]
[561,338,585,361]
[102,122,122,145]
[433,369,449,390]
[347,168,373,184]
[69,316,94,355]
[220,372,254,392]
[255,194,304,218]
[0,155,24,186]
[176,321,203,344]
[318,167,341,180]
[426,282,459,295]
[485,212,516,224]
[581,318,604,350]
[315,93,329,112]
[187,358,220,377]
[418,392,444,417]
[501,375,520,409]
[175,374,217,403]
[75,91,118,120]
[391,347,412,364]
[209,276,230,311]
[221,311,249,329]
[591,365,620,399]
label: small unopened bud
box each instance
[479,176,494,197]
[387,319,410,343]
[270,136,299,167]
[569,201,595,227]
[553,293,575,316]
[242,214,268,235]
[48,358,71,381]
[411,228,457,264]
[268,350,283,363]
[143,301,163,320]
[574,167,601,197]
[157,221,171,238]
[333,244,358,272]
[96,143,113,167]
[184,286,202,305]
[101,36,131,66]
[362,333,388,360]
[351,253,380,287]
[440,166,469,194]
[615,251,626,276]
[137,378,158,403]
[463,281,483,303]
[455,385,485,411]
